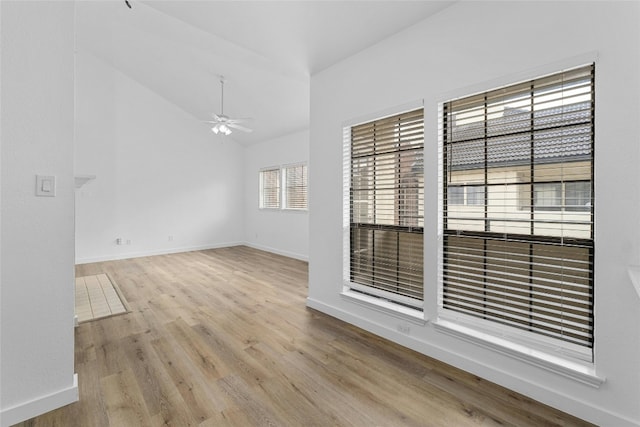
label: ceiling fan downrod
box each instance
[220,77,225,116]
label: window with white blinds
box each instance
[441,64,595,356]
[259,168,281,209]
[345,108,424,308]
[284,164,308,210]
[259,164,307,210]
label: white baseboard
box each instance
[0,374,78,427]
[305,297,638,427]
[75,241,309,265]
[242,242,308,261]
[75,241,244,264]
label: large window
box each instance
[441,64,595,358]
[344,108,424,308]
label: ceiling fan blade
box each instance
[226,117,252,124]
[227,123,253,133]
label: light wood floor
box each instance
[15,246,593,427]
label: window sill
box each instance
[340,289,427,325]
[433,319,605,388]
[259,207,308,212]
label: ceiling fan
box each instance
[204,76,252,135]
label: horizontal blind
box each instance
[284,164,308,209]
[442,64,594,349]
[260,168,280,209]
[349,108,424,305]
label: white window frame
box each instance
[341,101,425,317]
[282,163,308,211]
[259,167,281,209]
[259,164,308,211]
[435,56,602,383]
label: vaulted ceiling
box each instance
[76,1,454,145]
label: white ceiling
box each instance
[76,1,454,145]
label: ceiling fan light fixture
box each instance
[211,123,232,135]
[219,124,232,135]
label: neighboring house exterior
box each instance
[446,101,592,240]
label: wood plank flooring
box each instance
[14,246,594,427]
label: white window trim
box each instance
[435,53,601,384]
[340,288,426,324]
[282,162,308,211]
[435,51,599,108]
[433,318,605,388]
[259,167,281,210]
[258,163,308,211]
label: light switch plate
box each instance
[36,175,56,197]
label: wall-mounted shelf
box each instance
[74,175,96,189]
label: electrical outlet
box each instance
[116,238,123,245]
[126,239,131,245]
[168,235,174,242]
[397,323,411,334]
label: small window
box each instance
[533,181,591,212]
[565,181,591,211]
[283,164,308,210]
[259,164,308,211]
[447,185,484,206]
[534,183,562,210]
[259,168,281,209]
[448,186,464,205]
[466,186,485,205]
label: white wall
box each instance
[0,2,78,426]
[243,130,309,260]
[75,51,245,263]
[308,1,640,425]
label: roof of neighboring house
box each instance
[447,102,592,170]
